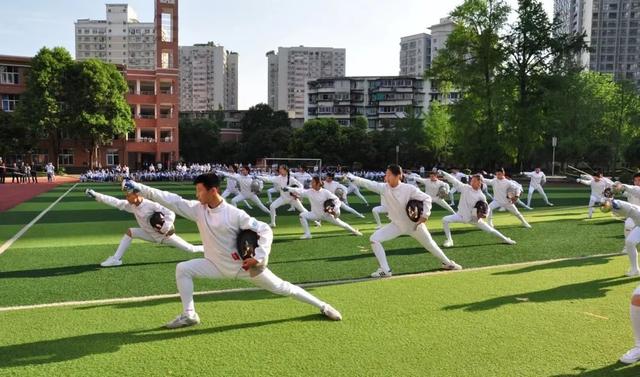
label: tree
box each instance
[16,47,73,166]
[424,101,453,163]
[64,59,134,168]
[427,0,512,167]
[239,104,291,162]
[178,117,221,163]
[289,118,344,164]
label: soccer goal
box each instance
[260,157,323,175]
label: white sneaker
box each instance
[547,203,554,207]
[287,207,296,212]
[300,234,312,240]
[504,238,517,245]
[620,347,640,364]
[193,245,205,253]
[321,304,342,321]
[622,247,628,255]
[165,312,201,329]
[100,256,122,267]
[627,269,640,277]
[370,268,392,278]
[314,221,322,227]
[443,239,454,248]
[498,207,507,212]
[357,213,366,219]
[269,223,276,228]
[375,225,382,230]
[353,230,363,236]
[523,222,532,229]
[442,261,462,270]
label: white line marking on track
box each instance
[0,252,622,313]
[0,183,78,256]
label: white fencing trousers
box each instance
[442,213,511,243]
[449,187,457,205]
[299,211,357,237]
[222,189,252,209]
[372,205,388,227]
[487,201,529,227]
[627,227,640,272]
[347,185,369,205]
[175,258,325,314]
[231,193,270,215]
[130,228,202,253]
[270,196,307,225]
[267,187,278,203]
[527,185,551,207]
[624,218,637,253]
[588,195,601,219]
[369,222,453,272]
[432,197,456,214]
[339,202,364,217]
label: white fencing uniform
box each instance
[348,173,457,273]
[134,183,333,317]
[621,185,640,254]
[448,171,469,205]
[372,195,388,229]
[484,177,531,228]
[609,200,640,275]
[220,171,271,215]
[221,178,252,210]
[258,174,310,226]
[323,180,365,218]
[346,180,369,206]
[577,175,614,218]
[440,172,514,245]
[411,174,456,214]
[523,170,552,207]
[287,187,360,238]
[92,192,203,261]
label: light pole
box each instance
[551,136,557,176]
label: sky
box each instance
[2,0,555,110]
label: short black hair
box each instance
[495,167,505,174]
[241,166,251,173]
[387,164,403,177]
[634,172,640,179]
[428,170,437,176]
[326,172,335,178]
[594,170,603,177]
[194,173,220,190]
[311,176,323,187]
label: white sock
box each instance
[631,302,640,347]
[588,206,594,218]
[113,234,132,260]
[176,263,196,314]
[443,220,453,241]
[299,215,311,236]
[628,243,639,272]
[477,221,510,242]
[164,235,201,253]
[371,241,391,271]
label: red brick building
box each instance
[0,0,180,171]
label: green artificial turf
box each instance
[0,254,638,376]
[0,184,628,306]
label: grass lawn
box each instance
[0,182,637,376]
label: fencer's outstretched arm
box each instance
[439,170,466,191]
[346,173,385,195]
[89,190,134,213]
[124,180,199,222]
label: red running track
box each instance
[0,176,79,213]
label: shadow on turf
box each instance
[492,255,616,276]
[443,275,635,312]
[552,362,640,376]
[0,314,323,368]
[0,260,185,279]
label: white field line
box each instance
[0,252,622,313]
[0,183,79,256]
